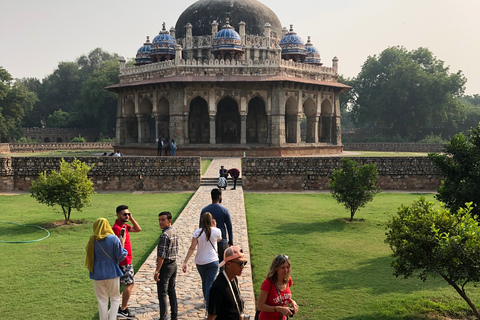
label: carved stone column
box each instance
[209,114,216,144]
[296,114,302,143]
[240,114,247,144]
[136,114,149,143]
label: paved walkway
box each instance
[127,158,254,319]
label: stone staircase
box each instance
[200,177,242,187]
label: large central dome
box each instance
[175,0,283,38]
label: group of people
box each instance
[85,188,298,320]
[156,137,177,156]
[218,165,241,190]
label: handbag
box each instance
[255,280,273,320]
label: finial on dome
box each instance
[307,36,311,43]
[289,24,294,32]
[162,22,166,30]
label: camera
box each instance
[240,314,250,320]
[289,308,295,317]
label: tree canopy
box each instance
[348,46,467,141]
[385,197,480,318]
[429,124,480,219]
[0,67,37,141]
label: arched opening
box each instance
[189,97,210,144]
[320,99,333,143]
[216,97,240,144]
[44,137,50,142]
[124,99,138,143]
[139,98,154,143]
[56,137,63,142]
[303,97,317,143]
[246,97,267,143]
[156,97,170,139]
[285,96,297,143]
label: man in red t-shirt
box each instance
[227,168,240,190]
[112,205,142,319]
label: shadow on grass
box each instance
[264,219,350,236]
[316,255,447,295]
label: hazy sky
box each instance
[1,0,479,95]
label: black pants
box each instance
[157,260,178,320]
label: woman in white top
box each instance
[182,212,222,309]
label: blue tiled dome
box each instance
[135,36,152,65]
[305,36,321,65]
[280,25,306,56]
[213,19,243,52]
[151,23,176,56]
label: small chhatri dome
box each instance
[212,18,243,52]
[135,36,152,66]
[305,36,322,65]
[151,22,176,61]
[280,25,306,57]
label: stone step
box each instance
[200,177,242,186]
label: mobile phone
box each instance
[120,227,126,237]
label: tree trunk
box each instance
[62,207,68,224]
[350,209,355,222]
[441,275,480,319]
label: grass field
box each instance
[0,192,193,320]
[245,192,480,320]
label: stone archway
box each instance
[246,97,267,143]
[188,97,210,143]
[156,97,170,139]
[138,97,154,143]
[216,97,240,144]
[285,96,297,143]
[124,99,138,143]
[320,99,333,143]
[303,97,317,143]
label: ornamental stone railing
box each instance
[343,143,445,153]
[4,142,114,153]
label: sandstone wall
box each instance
[7,142,114,153]
[343,143,445,153]
[0,157,200,192]
[241,157,440,190]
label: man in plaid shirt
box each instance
[154,211,178,320]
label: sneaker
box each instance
[117,307,135,319]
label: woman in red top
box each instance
[257,255,299,319]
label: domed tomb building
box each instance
[107,0,350,156]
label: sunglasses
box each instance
[121,213,131,216]
[276,254,289,261]
[231,260,248,267]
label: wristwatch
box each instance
[154,271,160,274]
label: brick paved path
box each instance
[127,158,254,319]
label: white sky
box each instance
[0,0,479,95]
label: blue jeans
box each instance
[170,147,176,156]
[196,261,219,309]
[157,260,178,320]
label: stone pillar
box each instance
[136,114,149,143]
[154,114,161,140]
[334,94,342,145]
[270,84,286,146]
[119,57,126,74]
[209,114,216,144]
[212,20,218,35]
[318,115,323,142]
[264,23,271,48]
[169,26,176,39]
[296,114,302,143]
[240,114,247,144]
[175,44,182,65]
[239,21,246,46]
[332,56,339,74]
[307,116,318,143]
[183,112,189,144]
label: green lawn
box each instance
[245,192,480,320]
[201,158,212,175]
[0,192,193,320]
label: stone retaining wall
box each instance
[5,142,114,153]
[241,157,440,190]
[343,143,445,153]
[0,157,200,192]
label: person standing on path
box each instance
[200,188,233,266]
[170,139,177,156]
[226,168,240,190]
[182,212,222,311]
[86,218,128,320]
[207,246,248,320]
[154,211,178,320]
[112,205,142,319]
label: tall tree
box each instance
[0,67,37,140]
[350,46,466,140]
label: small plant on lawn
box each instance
[385,197,480,319]
[328,158,381,221]
[30,158,95,223]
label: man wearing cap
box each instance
[200,189,233,266]
[207,246,247,320]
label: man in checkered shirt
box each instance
[154,211,179,320]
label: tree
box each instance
[30,158,95,223]
[350,46,467,141]
[429,124,480,219]
[328,158,381,221]
[385,197,480,319]
[0,67,37,140]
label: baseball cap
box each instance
[219,246,245,267]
